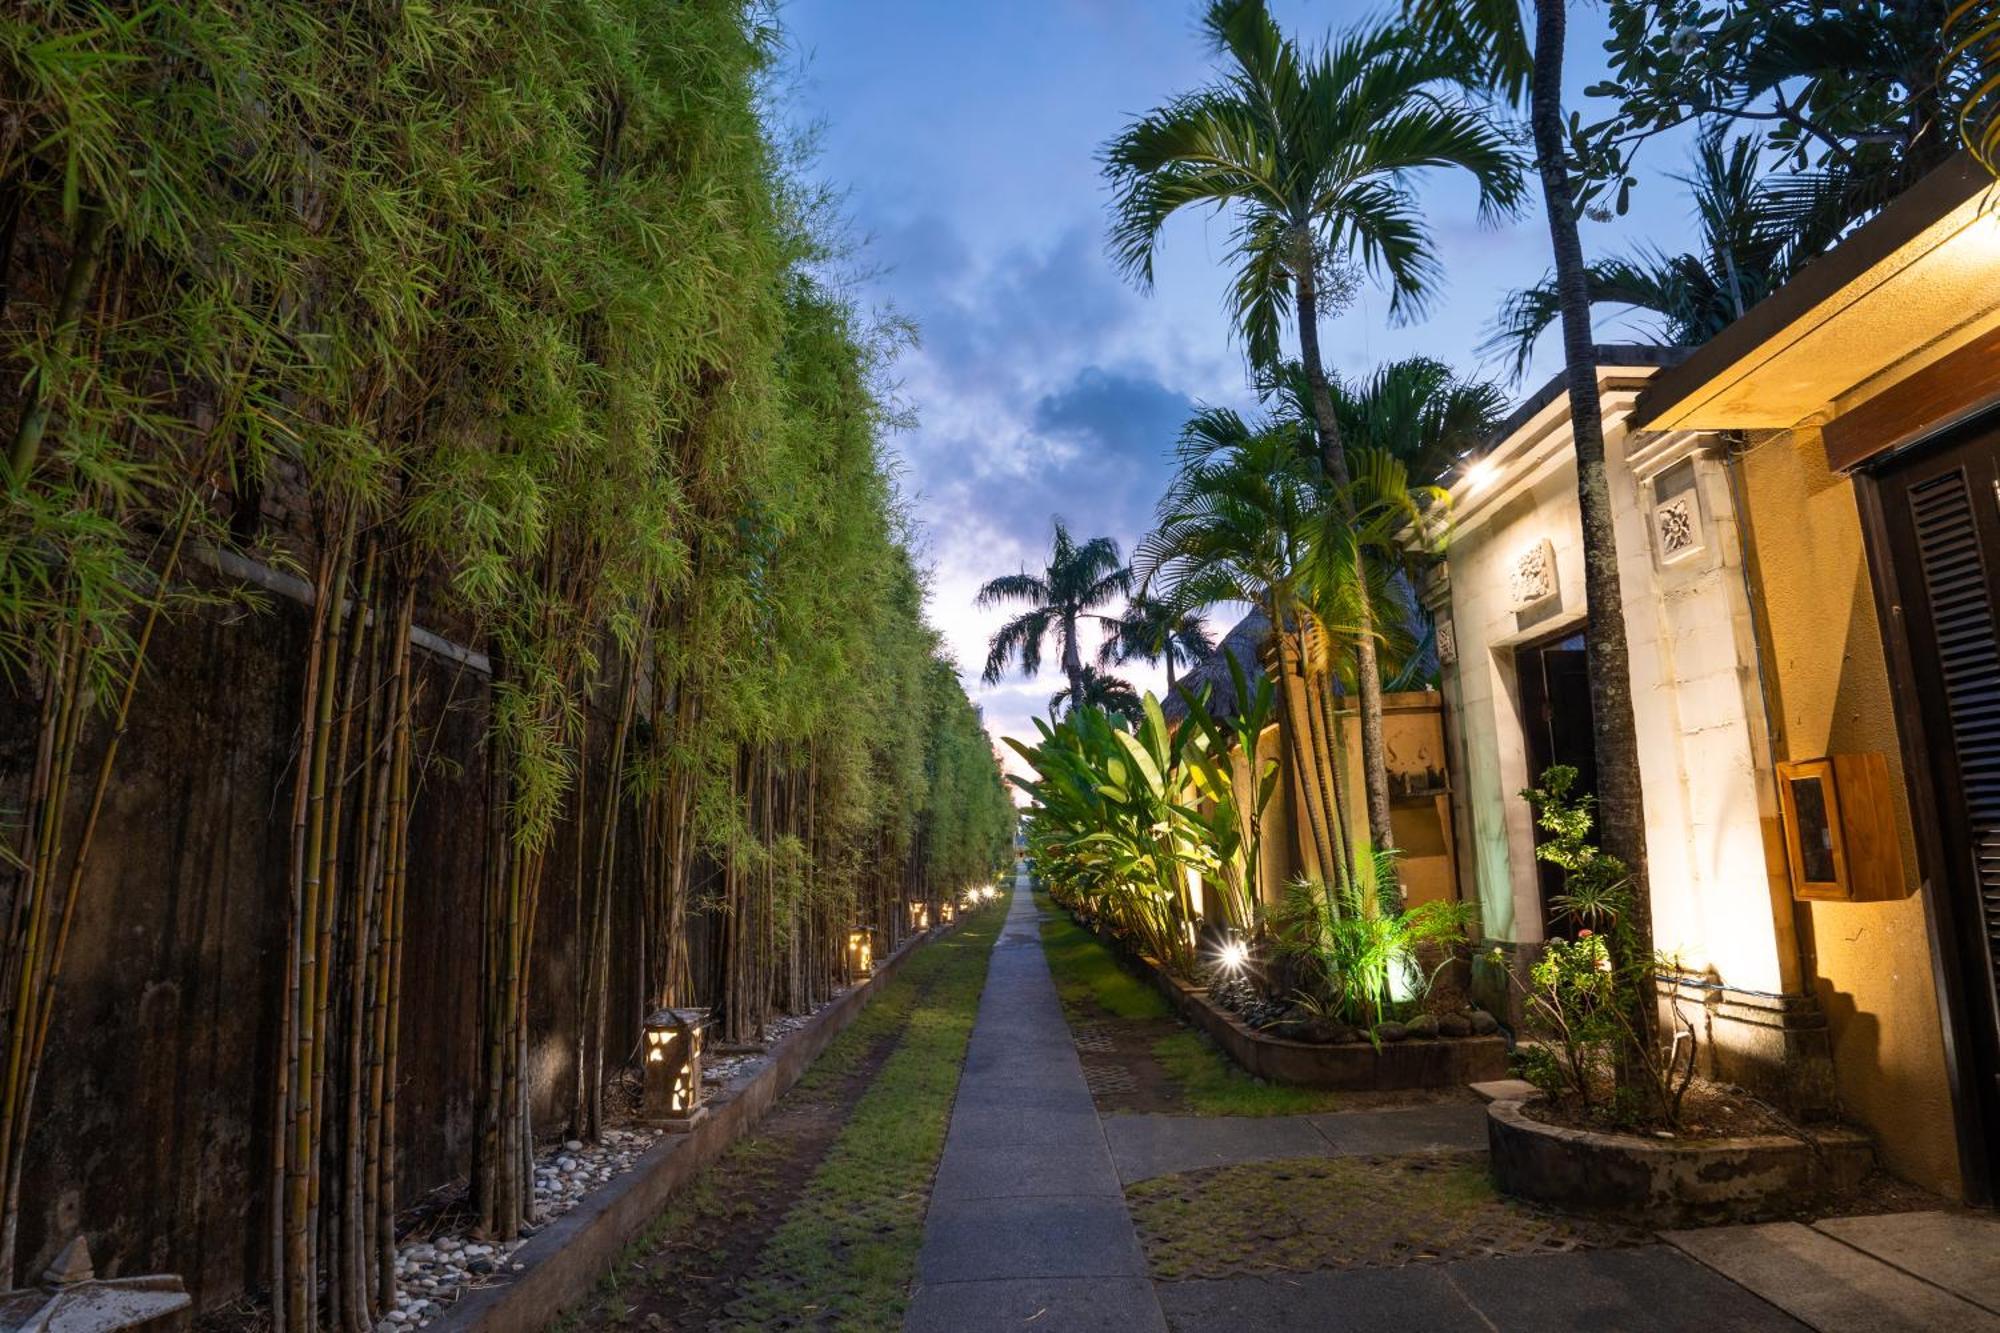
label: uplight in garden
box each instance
[642,1007,709,1131]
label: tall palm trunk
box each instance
[1529,0,1654,1019]
[1062,610,1085,711]
[1294,259,1396,865]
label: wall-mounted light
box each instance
[642,1007,710,1131]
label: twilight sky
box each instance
[778,1,1696,784]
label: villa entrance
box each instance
[1515,628,1595,939]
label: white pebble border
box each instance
[377,989,851,1331]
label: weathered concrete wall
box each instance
[1740,426,1962,1197]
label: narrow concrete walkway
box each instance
[907,880,2000,1331]
[906,877,1167,1332]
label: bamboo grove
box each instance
[0,0,1014,1321]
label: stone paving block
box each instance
[1470,1078,1539,1103]
[905,1278,1165,1332]
[931,1139,1123,1201]
[1446,1246,1810,1331]
[917,1195,1148,1282]
[950,1077,1099,1116]
[1309,1101,1489,1155]
[1100,1112,1334,1183]
[1156,1267,1491,1331]
[1664,1221,2000,1332]
[1813,1210,2000,1314]
[944,1105,1106,1150]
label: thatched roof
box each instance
[1162,608,1273,725]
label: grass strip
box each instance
[560,917,986,1330]
[1038,891,1342,1117]
[718,910,1000,1329]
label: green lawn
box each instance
[720,912,997,1328]
[1037,891,1342,1117]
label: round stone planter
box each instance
[1486,1097,1874,1227]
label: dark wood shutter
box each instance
[1905,467,2000,1003]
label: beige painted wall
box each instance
[1740,426,1962,1197]
[1441,418,1796,995]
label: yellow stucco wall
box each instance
[1741,426,1961,1197]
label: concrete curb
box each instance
[433,925,950,1333]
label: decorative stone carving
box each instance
[1655,493,1704,563]
[1509,538,1557,610]
[1436,617,1457,667]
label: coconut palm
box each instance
[1485,135,1855,375]
[979,517,1131,708]
[1103,0,1525,863]
[1098,594,1215,695]
[1049,665,1145,724]
[1404,0,1656,1020]
[1950,2,2000,176]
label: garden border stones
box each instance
[1486,1096,1874,1226]
[1158,972,1510,1090]
[432,922,956,1333]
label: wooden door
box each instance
[1871,417,2000,1202]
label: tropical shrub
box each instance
[1512,767,1698,1129]
[1274,853,1475,1032]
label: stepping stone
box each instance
[1100,1113,1333,1184]
[1470,1078,1538,1103]
[1813,1211,2000,1315]
[1665,1220,2000,1332]
[1308,1102,1489,1155]
[1447,1246,1810,1330]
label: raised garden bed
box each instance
[1486,1095,1874,1226]
[1064,909,1509,1092]
[1158,971,1509,1090]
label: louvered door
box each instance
[1873,417,2000,1199]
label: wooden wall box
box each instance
[1776,753,1908,902]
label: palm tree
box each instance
[1099,594,1215,695]
[1137,405,1355,897]
[1103,0,1525,864]
[1404,0,1656,1011]
[1949,2,2000,177]
[979,517,1130,709]
[1484,135,1854,375]
[1049,666,1144,724]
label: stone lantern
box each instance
[906,900,931,933]
[0,1237,189,1331]
[940,900,956,925]
[641,1006,709,1131]
[845,925,875,984]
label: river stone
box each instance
[1470,1009,1500,1035]
[1375,1021,1408,1042]
[1438,1012,1473,1038]
[1406,1013,1440,1039]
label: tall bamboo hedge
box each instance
[0,0,1014,1321]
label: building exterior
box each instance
[1432,153,1999,1204]
[1633,153,2000,1204]
[1431,348,1839,1126]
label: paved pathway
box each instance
[906,877,1167,1331]
[908,882,2000,1331]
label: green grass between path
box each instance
[1036,891,1342,1118]
[719,910,999,1329]
[1036,895,1170,1019]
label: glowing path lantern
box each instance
[642,1006,709,1131]
[907,900,931,932]
[846,925,875,984]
